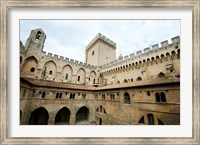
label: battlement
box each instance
[43,51,97,69]
[86,33,116,51]
[101,36,180,69]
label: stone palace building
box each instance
[20,28,180,125]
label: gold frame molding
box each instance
[0,0,199,144]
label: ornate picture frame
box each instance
[0,0,199,144]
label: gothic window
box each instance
[160,92,166,102]
[65,73,68,80]
[56,93,59,98]
[59,93,62,99]
[70,93,75,99]
[124,92,131,104]
[30,67,35,72]
[35,31,41,40]
[155,92,167,103]
[37,91,45,99]
[155,92,160,102]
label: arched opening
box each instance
[124,92,131,104]
[155,92,160,102]
[124,79,128,83]
[160,92,166,102]
[61,65,73,82]
[77,68,86,84]
[28,107,49,125]
[22,56,38,76]
[76,106,89,124]
[35,31,41,40]
[44,61,57,80]
[158,72,165,78]
[56,93,59,98]
[42,92,45,98]
[55,107,71,125]
[138,116,144,124]
[158,119,165,125]
[171,51,176,59]
[147,114,154,125]
[37,91,45,99]
[137,77,142,81]
[131,78,133,82]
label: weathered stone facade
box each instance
[20,28,180,125]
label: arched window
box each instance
[37,91,42,98]
[59,93,62,99]
[35,31,41,40]
[131,79,133,82]
[155,92,160,102]
[160,92,166,102]
[147,114,154,125]
[124,79,128,83]
[124,92,131,104]
[49,70,52,75]
[155,92,167,103]
[137,77,142,81]
[93,79,95,84]
[30,67,35,72]
[56,93,59,98]
[65,73,68,80]
[158,72,165,78]
[42,92,45,98]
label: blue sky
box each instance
[20,20,180,62]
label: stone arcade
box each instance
[20,28,180,125]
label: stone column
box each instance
[69,113,76,125]
[48,113,55,125]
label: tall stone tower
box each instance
[25,28,46,56]
[85,33,116,66]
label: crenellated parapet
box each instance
[42,51,97,69]
[86,33,116,51]
[100,36,180,70]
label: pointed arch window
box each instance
[124,92,131,104]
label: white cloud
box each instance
[20,20,180,62]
